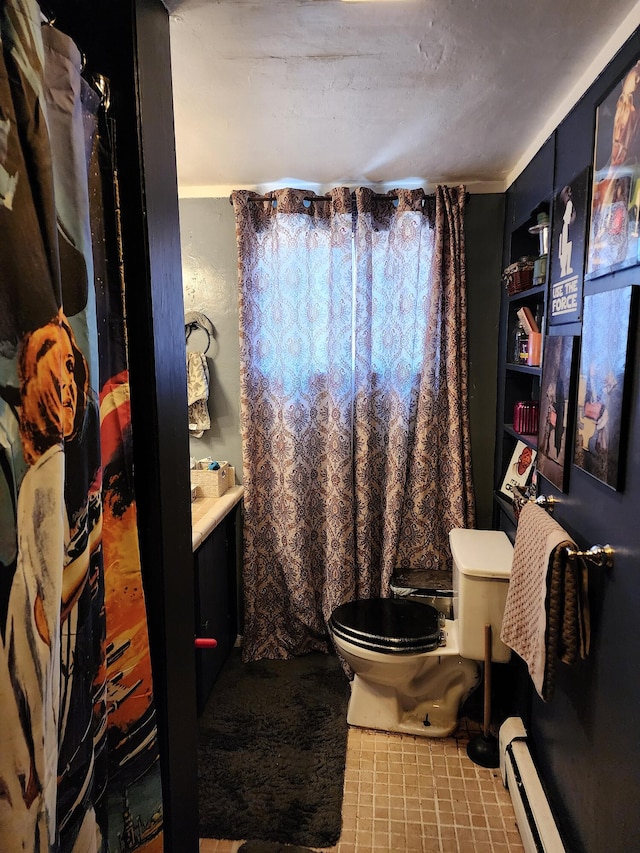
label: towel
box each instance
[500,502,590,701]
[187,351,210,437]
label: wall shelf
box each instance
[506,363,542,376]
[506,283,546,304]
[494,150,553,533]
[504,424,538,449]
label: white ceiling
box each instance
[168,0,640,196]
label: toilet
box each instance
[328,528,514,737]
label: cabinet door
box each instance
[194,523,232,714]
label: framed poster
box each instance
[499,440,537,501]
[537,336,577,491]
[549,169,590,325]
[586,59,640,279]
[574,285,638,490]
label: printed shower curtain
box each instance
[0,2,163,850]
[232,186,475,663]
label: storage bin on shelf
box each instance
[191,461,235,498]
[513,401,539,436]
[502,257,536,296]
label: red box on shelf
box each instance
[513,400,539,435]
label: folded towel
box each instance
[500,502,590,701]
[187,351,210,437]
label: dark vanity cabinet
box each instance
[194,507,239,714]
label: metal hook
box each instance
[39,4,56,26]
[92,73,111,113]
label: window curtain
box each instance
[0,2,163,850]
[232,185,474,663]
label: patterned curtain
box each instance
[0,2,163,850]
[394,186,476,571]
[232,185,474,663]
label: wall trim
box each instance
[507,0,640,188]
[178,179,506,198]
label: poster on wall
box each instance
[586,58,640,279]
[549,169,590,324]
[574,285,637,490]
[537,336,577,491]
[499,440,537,501]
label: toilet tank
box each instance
[449,528,513,663]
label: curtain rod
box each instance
[228,191,471,205]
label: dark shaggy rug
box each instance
[198,648,351,847]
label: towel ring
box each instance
[185,311,215,355]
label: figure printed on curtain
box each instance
[0,1,163,850]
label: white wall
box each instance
[180,197,243,481]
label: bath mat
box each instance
[198,647,350,847]
[238,843,315,853]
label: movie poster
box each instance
[549,169,590,324]
[586,58,640,279]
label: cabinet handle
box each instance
[194,638,218,648]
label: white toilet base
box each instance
[345,656,481,738]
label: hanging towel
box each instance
[500,502,590,701]
[187,350,210,438]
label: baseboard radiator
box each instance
[499,718,565,853]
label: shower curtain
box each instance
[232,185,475,663]
[0,2,163,850]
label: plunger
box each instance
[466,623,499,768]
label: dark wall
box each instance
[466,194,506,529]
[503,29,640,853]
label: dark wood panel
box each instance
[194,514,238,715]
[51,2,199,850]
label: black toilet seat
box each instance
[329,598,441,654]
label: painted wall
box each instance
[178,193,503,526]
[501,29,640,853]
[180,198,244,480]
[466,194,505,528]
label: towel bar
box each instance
[565,544,614,569]
[531,495,614,568]
[533,494,556,512]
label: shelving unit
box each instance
[494,137,555,535]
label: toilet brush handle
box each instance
[483,624,492,739]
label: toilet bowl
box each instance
[329,529,514,738]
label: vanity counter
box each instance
[191,484,244,551]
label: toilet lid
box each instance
[329,598,441,654]
[390,567,453,598]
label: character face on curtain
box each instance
[18,311,88,465]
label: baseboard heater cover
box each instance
[499,717,565,853]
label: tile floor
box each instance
[199,717,525,853]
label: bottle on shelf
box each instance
[512,320,529,364]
